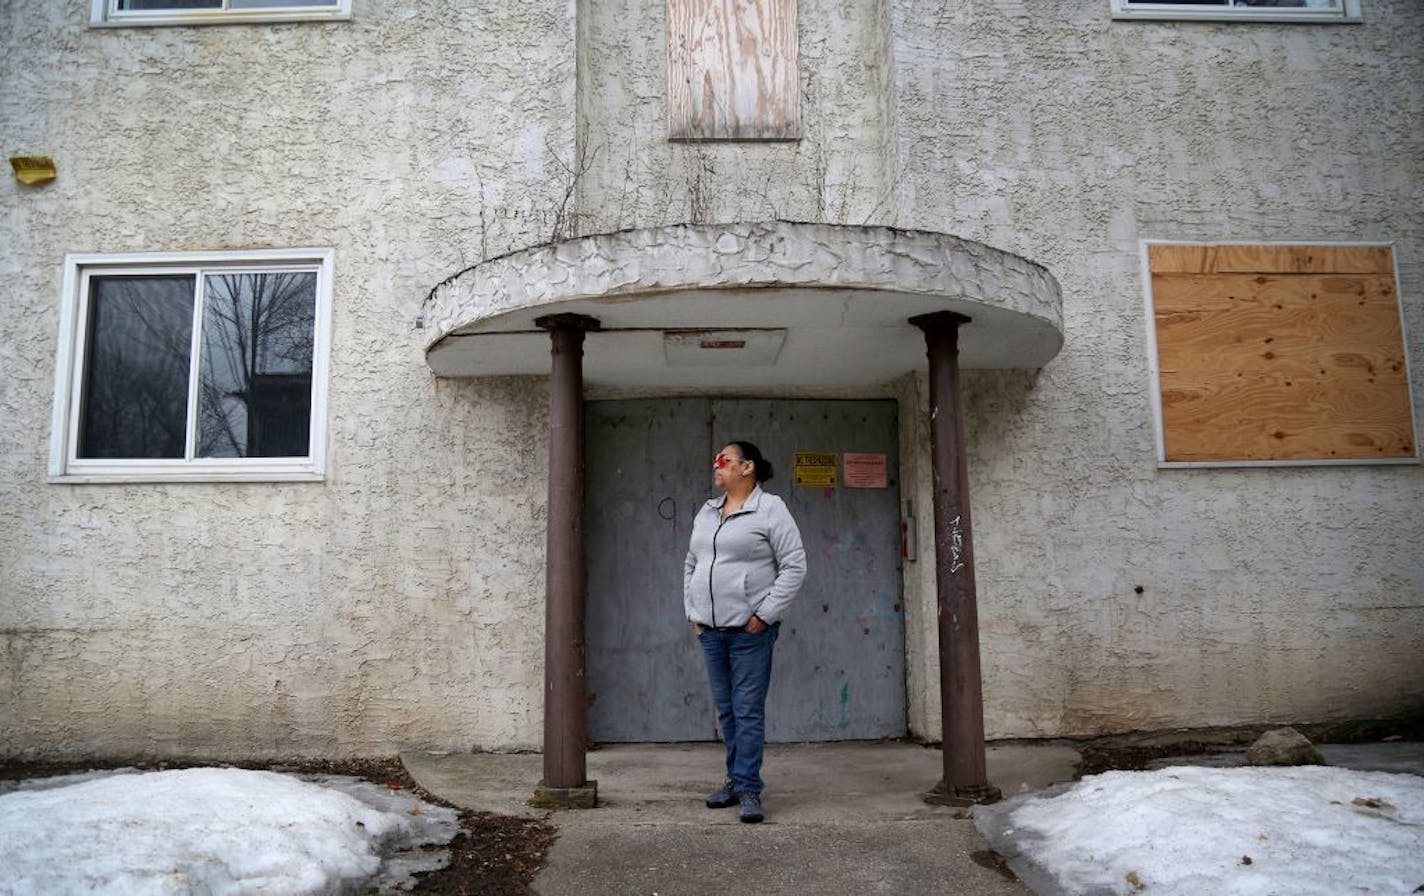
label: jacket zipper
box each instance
[709,514,728,628]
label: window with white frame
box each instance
[1110,0,1361,22]
[50,250,333,482]
[90,0,351,27]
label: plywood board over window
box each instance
[667,0,799,141]
[1145,242,1418,466]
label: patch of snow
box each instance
[976,765,1424,896]
[0,767,460,895]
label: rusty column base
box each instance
[922,780,1003,808]
[532,779,599,810]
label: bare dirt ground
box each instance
[1075,717,1424,777]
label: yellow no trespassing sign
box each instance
[793,451,837,487]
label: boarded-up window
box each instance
[667,0,799,141]
[1147,243,1418,464]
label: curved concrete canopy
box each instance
[422,221,1063,387]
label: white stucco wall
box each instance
[0,1,578,759]
[892,1,1424,739]
[1,0,1420,761]
[575,0,896,231]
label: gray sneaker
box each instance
[705,780,738,809]
[738,791,764,823]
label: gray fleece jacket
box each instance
[683,485,807,628]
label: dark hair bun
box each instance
[731,440,773,483]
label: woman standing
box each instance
[683,440,807,824]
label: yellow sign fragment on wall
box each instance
[10,156,57,185]
[793,451,837,487]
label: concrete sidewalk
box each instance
[402,741,1082,896]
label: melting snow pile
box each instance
[976,764,1424,896]
[0,767,460,895]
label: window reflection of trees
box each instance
[199,272,316,458]
[77,271,317,461]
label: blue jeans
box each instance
[698,623,780,795]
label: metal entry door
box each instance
[585,399,905,742]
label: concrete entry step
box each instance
[401,742,1082,819]
[401,742,1083,896]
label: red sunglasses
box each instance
[714,453,748,469]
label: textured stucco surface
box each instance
[0,1,577,758]
[421,220,1064,375]
[424,221,1061,342]
[889,0,1424,739]
[575,0,897,232]
[2,0,1422,761]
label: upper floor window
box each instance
[1111,0,1362,22]
[667,0,800,141]
[49,249,334,482]
[90,0,351,27]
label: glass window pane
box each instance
[116,1,223,10]
[197,272,316,459]
[79,276,196,459]
[1125,0,1338,6]
[230,0,337,7]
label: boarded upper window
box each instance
[1146,243,1417,465]
[667,0,799,142]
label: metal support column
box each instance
[532,312,601,809]
[909,311,1002,807]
